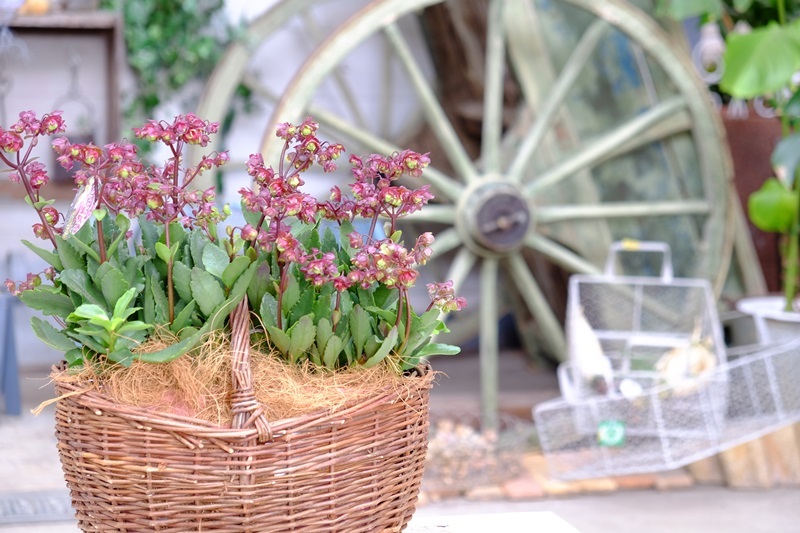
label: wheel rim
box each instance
[262,0,734,429]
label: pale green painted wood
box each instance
[383,22,479,184]
[526,96,687,194]
[481,0,507,175]
[239,0,743,429]
[535,200,711,223]
[506,19,609,183]
[479,258,500,431]
[506,253,567,357]
[523,234,603,275]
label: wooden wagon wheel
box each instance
[256,0,736,428]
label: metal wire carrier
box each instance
[534,241,800,479]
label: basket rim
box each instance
[52,363,434,441]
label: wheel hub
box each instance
[457,179,532,255]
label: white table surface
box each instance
[406,511,581,532]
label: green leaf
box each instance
[172,261,193,302]
[349,305,372,357]
[655,0,723,19]
[373,285,398,309]
[59,236,87,270]
[66,331,107,353]
[364,306,396,325]
[720,23,800,99]
[68,304,109,323]
[339,219,356,252]
[60,269,106,308]
[313,289,333,319]
[170,299,197,333]
[289,285,315,324]
[259,292,279,329]
[65,232,102,265]
[363,326,398,368]
[356,287,375,308]
[190,230,209,268]
[148,269,170,323]
[316,317,334,355]
[155,241,172,263]
[281,272,300,315]
[21,240,63,271]
[113,287,136,318]
[93,208,107,221]
[412,342,461,358]
[772,132,800,188]
[96,263,128,310]
[748,178,797,233]
[267,325,291,355]
[323,335,344,369]
[247,259,272,308]
[321,226,337,253]
[19,287,74,318]
[139,215,159,255]
[364,335,382,358]
[190,267,226,317]
[105,214,131,258]
[117,320,152,334]
[64,348,85,367]
[135,264,256,363]
[30,316,76,351]
[288,314,316,362]
[240,199,262,227]
[108,348,135,366]
[202,242,230,278]
[221,256,251,288]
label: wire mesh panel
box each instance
[535,340,800,479]
[564,242,727,401]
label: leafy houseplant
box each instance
[659,0,800,313]
[1,110,465,530]
[2,111,465,371]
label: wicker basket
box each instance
[53,300,433,532]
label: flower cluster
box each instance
[239,118,462,313]
[3,110,465,371]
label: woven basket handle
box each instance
[230,296,272,443]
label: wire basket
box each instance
[535,339,800,479]
[564,242,727,401]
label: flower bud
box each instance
[241,224,258,241]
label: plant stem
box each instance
[96,217,108,263]
[165,222,175,323]
[778,0,787,26]
[0,151,59,249]
[277,261,286,329]
[787,190,800,311]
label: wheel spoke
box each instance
[535,200,711,223]
[480,257,500,431]
[430,227,462,257]
[505,253,566,359]
[507,18,608,182]
[526,96,688,195]
[383,22,480,183]
[299,102,465,202]
[445,246,478,296]
[523,234,601,275]
[401,204,456,224]
[481,0,507,174]
[299,10,368,130]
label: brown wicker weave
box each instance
[53,300,433,532]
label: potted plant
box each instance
[2,110,465,531]
[660,0,800,342]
